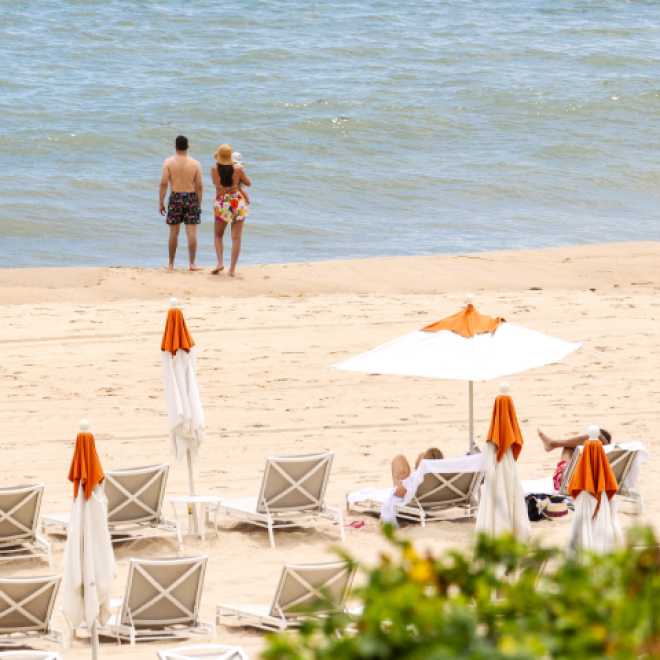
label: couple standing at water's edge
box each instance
[159,135,251,277]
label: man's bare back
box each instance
[163,154,202,194]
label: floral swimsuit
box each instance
[214,190,248,224]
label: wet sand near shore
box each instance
[0,241,658,658]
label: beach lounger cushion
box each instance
[42,464,183,551]
[0,653,63,660]
[157,645,249,660]
[347,454,486,526]
[214,453,344,547]
[96,556,215,644]
[0,575,65,648]
[217,561,357,632]
[0,484,52,567]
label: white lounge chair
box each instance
[96,556,215,645]
[42,463,183,550]
[0,484,52,567]
[522,442,647,513]
[157,645,249,660]
[0,653,63,660]
[347,454,486,526]
[559,444,645,512]
[0,575,66,649]
[217,561,358,632]
[213,453,344,547]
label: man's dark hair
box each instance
[601,429,612,444]
[175,135,189,151]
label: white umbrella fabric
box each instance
[161,297,206,533]
[330,296,582,452]
[567,426,623,556]
[474,383,531,542]
[62,420,116,660]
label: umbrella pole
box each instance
[186,448,199,535]
[469,380,474,453]
[91,619,99,660]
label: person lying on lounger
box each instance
[538,428,612,491]
[391,447,444,498]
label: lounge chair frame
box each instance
[347,469,482,526]
[0,484,52,567]
[41,464,183,550]
[214,453,344,547]
[157,645,249,660]
[0,575,65,649]
[97,556,215,645]
[559,446,644,513]
[0,653,63,660]
[217,561,357,632]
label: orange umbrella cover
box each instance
[68,432,105,501]
[422,304,505,337]
[486,395,524,462]
[161,308,195,355]
[568,440,618,517]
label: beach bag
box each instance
[526,494,568,521]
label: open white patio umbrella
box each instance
[330,295,582,452]
[62,420,116,660]
[161,297,206,533]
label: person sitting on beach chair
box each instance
[392,447,444,497]
[538,428,612,491]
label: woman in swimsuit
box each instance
[211,144,251,277]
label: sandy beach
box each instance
[1,241,659,659]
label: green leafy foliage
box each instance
[263,525,660,660]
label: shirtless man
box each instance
[159,136,203,271]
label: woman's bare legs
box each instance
[391,455,411,486]
[228,220,244,277]
[391,455,412,498]
[212,220,226,274]
[560,448,575,463]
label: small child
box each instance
[232,152,251,205]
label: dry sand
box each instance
[0,241,659,659]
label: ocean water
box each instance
[1,0,659,268]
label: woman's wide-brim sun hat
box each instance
[214,144,233,165]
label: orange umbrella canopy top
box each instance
[161,308,195,355]
[422,303,505,338]
[486,394,524,463]
[568,439,618,515]
[68,430,105,501]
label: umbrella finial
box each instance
[499,382,510,394]
[79,419,90,432]
[588,425,600,441]
[465,294,474,306]
[169,297,179,309]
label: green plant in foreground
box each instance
[263,525,660,660]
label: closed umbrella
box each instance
[62,420,116,660]
[567,426,623,556]
[161,297,206,533]
[474,383,531,542]
[330,295,582,452]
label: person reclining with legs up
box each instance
[538,428,612,491]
